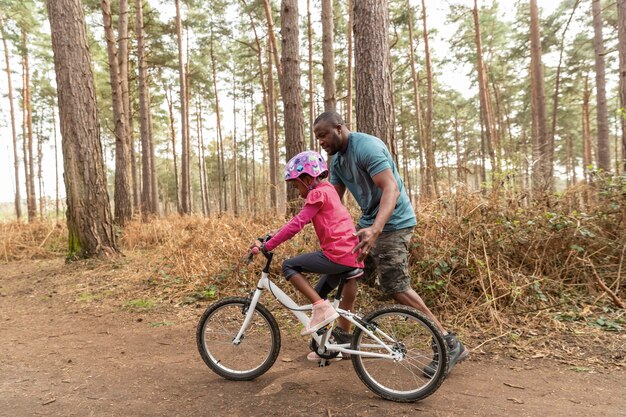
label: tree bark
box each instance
[22,31,37,221]
[530,0,551,196]
[262,0,283,82]
[102,0,132,226]
[165,85,181,213]
[210,33,227,212]
[1,20,21,220]
[421,0,438,198]
[618,0,626,173]
[473,0,499,191]
[346,0,353,129]
[266,37,277,210]
[136,0,153,215]
[46,0,119,257]
[353,0,396,155]
[321,0,336,112]
[406,4,426,196]
[591,0,611,172]
[175,0,190,213]
[280,0,306,213]
[306,0,315,149]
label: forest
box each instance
[0,0,625,351]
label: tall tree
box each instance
[591,0,611,172]
[406,3,426,195]
[473,0,499,191]
[1,18,21,219]
[321,0,336,112]
[22,30,37,221]
[279,0,306,209]
[102,0,132,225]
[353,0,396,156]
[618,0,626,172]
[421,0,438,198]
[46,0,119,257]
[529,0,551,195]
[175,0,191,213]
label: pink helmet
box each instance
[284,151,328,181]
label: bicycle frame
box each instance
[233,252,403,362]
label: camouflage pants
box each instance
[359,226,414,295]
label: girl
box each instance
[253,150,363,336]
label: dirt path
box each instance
[1,259,625,417]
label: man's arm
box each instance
[353,168,400,261]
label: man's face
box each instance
[314,120,342,155]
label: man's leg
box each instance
[392,288,446,334]
[375,228,468,375]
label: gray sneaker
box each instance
[422,332,468,378]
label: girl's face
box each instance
[288,178,310,198]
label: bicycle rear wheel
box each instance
[196,297,281,381]
[351,305,447,402]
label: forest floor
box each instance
[1,255,625,417]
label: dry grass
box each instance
[1,185,624,362]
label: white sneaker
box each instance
[301,300,339,336]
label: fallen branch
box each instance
[582,257,626,309]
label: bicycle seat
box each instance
[339,268,363,280]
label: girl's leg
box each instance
[337,278,357,331]
[289,273,322,304]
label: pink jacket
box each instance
[264,182,363,268]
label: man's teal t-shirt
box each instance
[330,132,416,231]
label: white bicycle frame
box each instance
[233,263,404,362]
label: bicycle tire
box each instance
[196,297,281,381]
[351,305,448,402]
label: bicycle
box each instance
[196,241,448,402]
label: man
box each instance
[313,111,468,376]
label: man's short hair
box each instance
[314,111,344,127]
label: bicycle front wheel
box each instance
[196,297,281,381]
[351,305,448,402]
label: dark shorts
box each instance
[360,226,414,295]
[282,251,356,281]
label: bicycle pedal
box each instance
[315,325,331,336]
[318,359,330,368]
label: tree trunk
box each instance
[22,31,37,221]
[232,77,239,216]
[165,85,181,213]
[406,4,426,196]
[195,96,206,216]
[136,0,153,216]
[210,33,227,212]
[266,37,278,210]
[551,1,579,176]
[473,0,499,191]
[346,0,353,129]
[46,0,119,258]
[175,0,190,213]
[1,20,21,220]
[262,0,282,82]
[591,0,611,172]
[583,76,593,185]
[306,0,315,149]
[421,0,438,198]
[353,0,396,155]
[102,0,132,226]
[53,105,60,219]
[321,0,336,112]
[618,0,626,173]
[280,0,307,213]
[530,0,551,196]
